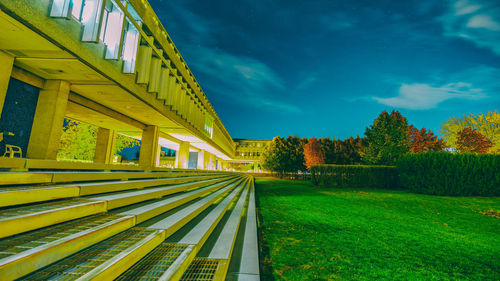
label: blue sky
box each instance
[150,0,500,139]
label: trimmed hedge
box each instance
[397,152,500,196]
[310,165,400,189]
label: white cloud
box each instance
[373,82,486,110]
[187,46,300,113]
[157,1,300,113]
[440,0,500,55]
[467,15,500,30]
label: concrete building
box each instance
[231,139,271,172]
[0,0,236,171]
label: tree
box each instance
[318,136,366,165]
[441,111,499,153]
[363,110,411,165]
[261,135,307,177]
[57,118,139,162]
[456,128,494,154]
[304,137,325,169]
[408,125,445,153]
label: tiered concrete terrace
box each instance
[0,0,260,280]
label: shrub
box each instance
[310,164,400,189]
[397,152,500,196]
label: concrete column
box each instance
[197,149,205,169]
[27,80,70,160]
[0,51,14,118]
[94,128,116,164]
[176,141,190,169]
[139,125,160,168]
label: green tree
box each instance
[261,135,307,177]
[57,118,139,162]
[440,111,499,153]
[57,119,97,161]
[363,110,411,165]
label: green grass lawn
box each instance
[256,178,500,280]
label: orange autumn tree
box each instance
[408,125,445,153]
[304,137,325,169]
[456,128,494,153]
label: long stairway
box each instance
[0,169,260,281]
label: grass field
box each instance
[256,178,500,280]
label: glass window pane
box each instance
[81,0,104,41]
[122,21,140,73]
[103,1,124,59]
[71,0,84,20]
[50,0,71,17]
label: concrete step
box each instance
[177,180,250,281]
[19,228,166,281]
[226,180,260,281]
[0,177,239,239]
[0,213,135,281]
[113,177,242,224]
[143,178,243,237]
[0,175,228,208]
[0,176,245,280]
[0,170,223,186]
[115,179,248,281]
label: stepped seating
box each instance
[0,169,260,281]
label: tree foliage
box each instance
[317,136,366,165]
[57,118,139,162]
[456,128,494,154]
[304,137,325,169]
[363,110,411,165]
[261,136,307,176]
[408,125,445,153]
[440,111,499,153]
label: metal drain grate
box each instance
[0,213,123,259]
[180,258,221,281]
[116,243,189,280]
[0,198,92,218]
[21,228,156,281]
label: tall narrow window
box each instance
[50,0,71,17]
[121,20,139,73]
[71,0,84,20]
[204,115,213,138]
[100,0,125,59]
[81,0,104,42]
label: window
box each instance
[121,4,141,73]
[100,0,125,59]
[204,115,213,138]
[81,0,104,41]
[71,0,84,20]
[50,0,71,17]
[121,19,139,72]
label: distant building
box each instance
[230,139,271,172]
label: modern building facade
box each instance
[231,139,271,172]
[0,0,240,170]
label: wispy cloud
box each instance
[440,0,500,55]
[372,66,500,110]
[187,46,301,113]
[373,82,486,110]
[296,75,318,91]
[156,0,300,113]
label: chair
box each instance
[0,132,23,158]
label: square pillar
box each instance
[0,51,14,117]
[197,149,205,169]
[94,128,116,164]
[27,80,70,160]
[176,141,190,169]
[139,125,160,168]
